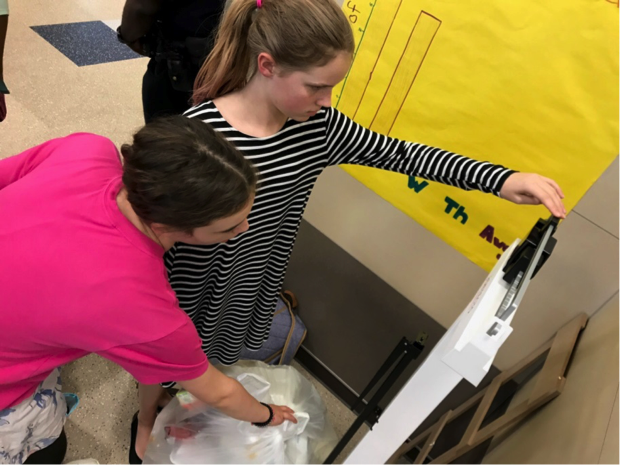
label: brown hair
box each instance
[121,116,257,233]
[193,0,355,103]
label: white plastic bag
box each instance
[143,361,338,464]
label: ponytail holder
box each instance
[257,0,262,8]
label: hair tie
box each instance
[256,0,262,8]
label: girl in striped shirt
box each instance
[133,0,566,458]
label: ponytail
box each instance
[193,0,355,104]
[193,0,258,103]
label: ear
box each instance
[150,223,180,239]
[152,223,194,245]
[150,223,168,236]
[256,52,278,78]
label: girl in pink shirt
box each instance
[0,116,296,464]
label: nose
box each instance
[317,90,332,108]
[236,219,250,235]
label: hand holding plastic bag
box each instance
[143,362,338,464]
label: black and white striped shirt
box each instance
[165,101,514,365]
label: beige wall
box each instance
[482,294,619,464]
[304,156,619,370]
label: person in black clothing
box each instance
[117,0,227,123]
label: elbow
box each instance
[206,379,237,409]
[179,373,238,409]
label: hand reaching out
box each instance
[500,173,566,219]
[266,404,298,426]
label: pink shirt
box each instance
[0,133,209,409]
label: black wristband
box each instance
[252,402,273,428]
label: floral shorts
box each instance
[0,368,66,464]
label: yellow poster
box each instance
[335,0,619,271]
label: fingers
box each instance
[529,183,558,216]
[270,405,298,425]
[280,406,297,422]
[518,174,566,219]
[543,176,565,199]
[548,179,568,217]
[280,406,296,415]
[499,172,567,219]
[534,181,566,218]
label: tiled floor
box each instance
[1,0,367,462]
